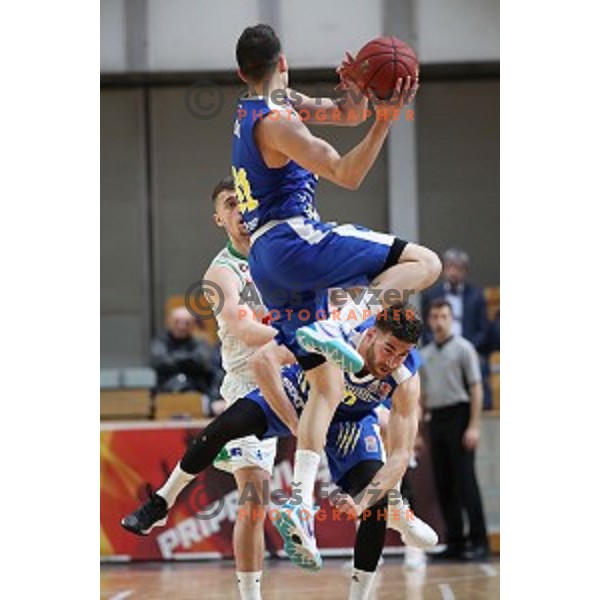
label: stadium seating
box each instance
[100,367,155,420]
[154,392,207,420]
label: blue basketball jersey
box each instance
[244,324,420,483]
[231,96,319,234]
[344,316,422,413]
[256,328,421,424]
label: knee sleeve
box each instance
[180,399,268,474]
[354,498,388,572]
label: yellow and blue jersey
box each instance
[231,96,319,234]
[244,337,420,482]
[246,316,421,427]
[232,98,402,363]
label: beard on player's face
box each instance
[364,335,393,378]
[364,343,379,376]
[363,330,412,378]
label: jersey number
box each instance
[232,166,259,214]
[341,390,357,406]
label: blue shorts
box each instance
[325,414,384,484]
[249,218,406,362]
[245,385,384,485]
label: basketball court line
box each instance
[109,591,133,600]
[424,571,499,586]
[438,583,456,599]
[479,563,498,577]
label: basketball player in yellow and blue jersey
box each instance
[231,25,441,568]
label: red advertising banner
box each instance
[101,421,428,561]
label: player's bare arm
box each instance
[286,51,370,126]
[287,51,410,126]
[256,78,413,190]
[357,373,421,513]
[204,264,276,347]
[248,340,299,435]
[286,80,368,127]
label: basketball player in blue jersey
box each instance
[231,24,441,566]
[122,303,437,596]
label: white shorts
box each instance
[214,435,278,476]
[214,373,278,475]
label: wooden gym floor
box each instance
[100,556,500,599]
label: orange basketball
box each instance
[350,36,419,100]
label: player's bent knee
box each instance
[416,246,441,286]
[429,249,442,281]
[307,363,344,393]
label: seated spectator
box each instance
[150,307,215,396]
[421,248,492,408]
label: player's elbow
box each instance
[320,153,362,189]
[331,168,363,190]
[342,177,362,191]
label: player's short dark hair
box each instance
[428,298,453,314]
[374,302,423,344]
[211,176,235,203]
[236,24,281,82]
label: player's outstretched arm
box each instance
[287,51,397,127]
[257,105,383,190]
[204,265,276,347]
[355,374,421,512]
[287,80,368,127]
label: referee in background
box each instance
[420,298,489,561]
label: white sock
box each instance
[236,571,262,600]
[292,449,320,507]
[156,462,196,508]
[348,568,376,600]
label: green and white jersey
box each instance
[209,242,269,403]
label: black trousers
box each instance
[429,403,488,549]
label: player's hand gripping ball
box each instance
[338,36,419,101]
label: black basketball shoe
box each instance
[121,488,168,536]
